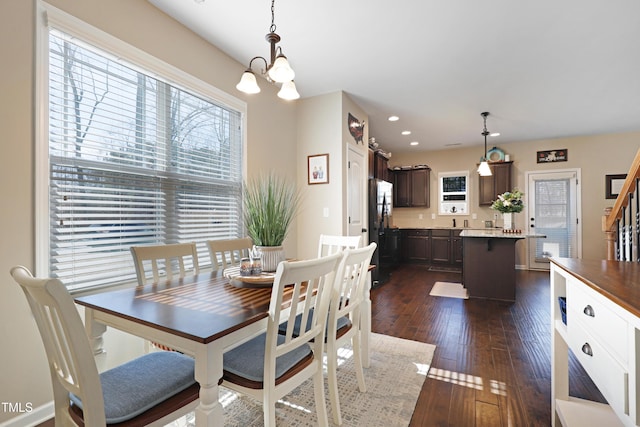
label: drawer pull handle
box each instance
[581,343,593,357]
[583,305,595,317]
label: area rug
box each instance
[429,281,469,299]
[168,333,435,426]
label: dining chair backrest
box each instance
[317,234,361,257]
[330,242,377,328]
[10,266,107,425]
[206,237,253,271]
[130,242,199,285]
[271,252,342,353]
[221,252,342,426]
[325,242,377,425]
[9,266,199,426]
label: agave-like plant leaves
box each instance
[243,173,301,246]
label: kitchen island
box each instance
[460,229,545,301]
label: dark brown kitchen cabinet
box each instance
[452,229,463,265]
[401,228,462,269]
[394,168,430,207]
[401,229,430,262]
[372,151,391,182]
[479,161,512,205]
[430,229,451,264]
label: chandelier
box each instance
[477,112,493,176]
[235,0,300,100]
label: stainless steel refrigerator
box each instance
[368,179,398,286]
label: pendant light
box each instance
[236,0,299,100]
[477,112,493,176]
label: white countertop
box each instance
[459,229,546,239]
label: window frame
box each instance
[36,2,248,291]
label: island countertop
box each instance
[459,229,546,239]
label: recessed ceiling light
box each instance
[388,116,399,121]
[410,141,419,146]
[490,132,501,137]
[401,130,411,135]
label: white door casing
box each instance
[347,145,366,241]
[526,169,582,270]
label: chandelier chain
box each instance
[270,0,276,34]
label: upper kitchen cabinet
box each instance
[478,161,512,206]
[394,167,430,208]
[369,150,392,182]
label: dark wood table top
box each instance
[550,257,640,318]
[75,271,277,344]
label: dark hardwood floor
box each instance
[371,264,606,427]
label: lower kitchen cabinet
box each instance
[400,228,462,269]
[401,229,430,262]
[452,230,463,265]
[431,229,451,264]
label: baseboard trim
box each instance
[0,401,53,427]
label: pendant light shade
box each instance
[236,70,261,94]
[477,161,492,176]
[478,112,493,177]
[277,80,300,100]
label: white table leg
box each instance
[84,308,107,356]
[194,344,225,427]
[362,270,372,368]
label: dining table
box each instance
[74,268,373,427]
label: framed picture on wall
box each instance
[308,154,329,185]
[606,174,626,199]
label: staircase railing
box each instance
[602,148,640,261]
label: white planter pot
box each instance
[503,212,514,230]
[257,245,285,272]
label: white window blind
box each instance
[48,28,244,290]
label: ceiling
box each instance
[149,0,640,153]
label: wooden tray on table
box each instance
[223,266,276,288]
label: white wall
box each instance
[295,91,369,260]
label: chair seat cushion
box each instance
[70,351,196,424]
[278,308,352,339]
[223,333,312,384]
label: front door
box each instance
[526,169,581,270]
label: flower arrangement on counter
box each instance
[491,189,524,213]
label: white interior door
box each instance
[347,145,366,241]
[527,169,581,270]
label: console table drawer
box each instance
[567,319,629,417]
[567,278,628,366]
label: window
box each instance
[438,171,469,215]
[40,17,245,291]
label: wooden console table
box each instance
[550,257,640,427]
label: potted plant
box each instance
[490,189,524,230]
[243,172,301,271]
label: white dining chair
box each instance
[130,242,199,351]
[10,266,199,426]
[221,252,342,427]
[206,237,253,270]
[325,243,377,425]
[130,242,199,285]
[317,234,361,257]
